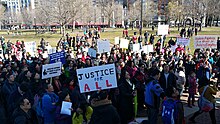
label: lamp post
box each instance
[140,0,143,35]
[34,17,37,35]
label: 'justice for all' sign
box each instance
[76,64,117,93]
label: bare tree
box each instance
[36,0,86,36]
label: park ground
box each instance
[0,27,220,52]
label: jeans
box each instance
[147,107,159,124]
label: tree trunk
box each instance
[62,25,65,37]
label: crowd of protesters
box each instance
[0,26,219,124]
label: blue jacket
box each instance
[42,92,59,123]
[145,78,164,109]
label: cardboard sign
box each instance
[194,35,217,49]
[42,62,62,79]
[76,64,117,93]
[177,38,190,46]
[120,38,129,49]
[158,25,169,35]
[24,41,36,56]
[115,37,120,44]
[49,51,66,64]
[97,40,110,53]
[88,48,97,58]
[133,44,140,52]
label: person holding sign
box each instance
[55,90,72,124]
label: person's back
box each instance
[162,87,184,124]
[89,90,120,124]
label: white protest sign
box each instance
[42,62,62,79]
[194,35,217,49]
[60,101,72,116]
[115,37,120,44]
[24,41,36,56]
[120,38,129,49]
[48,47,57,54]
[88,48,97,58]
[143,45,154,53]
[133,44,140,52]
[158,25,169,35]
[177,38,190,46]
[77,64,117,93]
[97,40,110,53]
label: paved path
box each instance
[135,91,220,124]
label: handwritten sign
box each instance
[194,36,217,49]
[76,64,117,93]
[177,38,190,46]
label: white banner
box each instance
[120,38,129,49]
[158,25,169,35]
[97,40,110,53]
[42,62,62,79]
[24,41,36,56]
[194,35,217,49]
[177,38,190,46]
[115,37,120,44]
[77,64,117,93]
[133,44,140,52]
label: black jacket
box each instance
[89,100,120,124]
[159,72,177,91]
[12,108,38,124]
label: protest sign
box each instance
[49,51,66,64]
[115,37,120,44]
[177,38,190,46]
[61,101,72,116]
[194,35,217,49]
[143,45,154,54]
[88,48,97,58]
[42,62,62,79]
[24,41,36,56]
[97,40,110,53]
[120,38,129,49]
[158,25,169,35]
[48,47,57,54]
[133,44,140,52]
[77,64,117,93]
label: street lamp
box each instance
[34,17,37,35]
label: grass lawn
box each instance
[0,27,220,52]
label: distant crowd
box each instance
[0,26,219,124]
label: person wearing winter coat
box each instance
[11,97,38,124]
[118,68,136,124]
[89,90,120,124]
[42,83,59,124]
[175,67,186,98]
[189,79,218,124]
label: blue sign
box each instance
[49,51,66,64]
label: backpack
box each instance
[33,94,44,117]
[162,99,179,124]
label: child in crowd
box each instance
[162,87,184,124]
[188,71,197,108]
